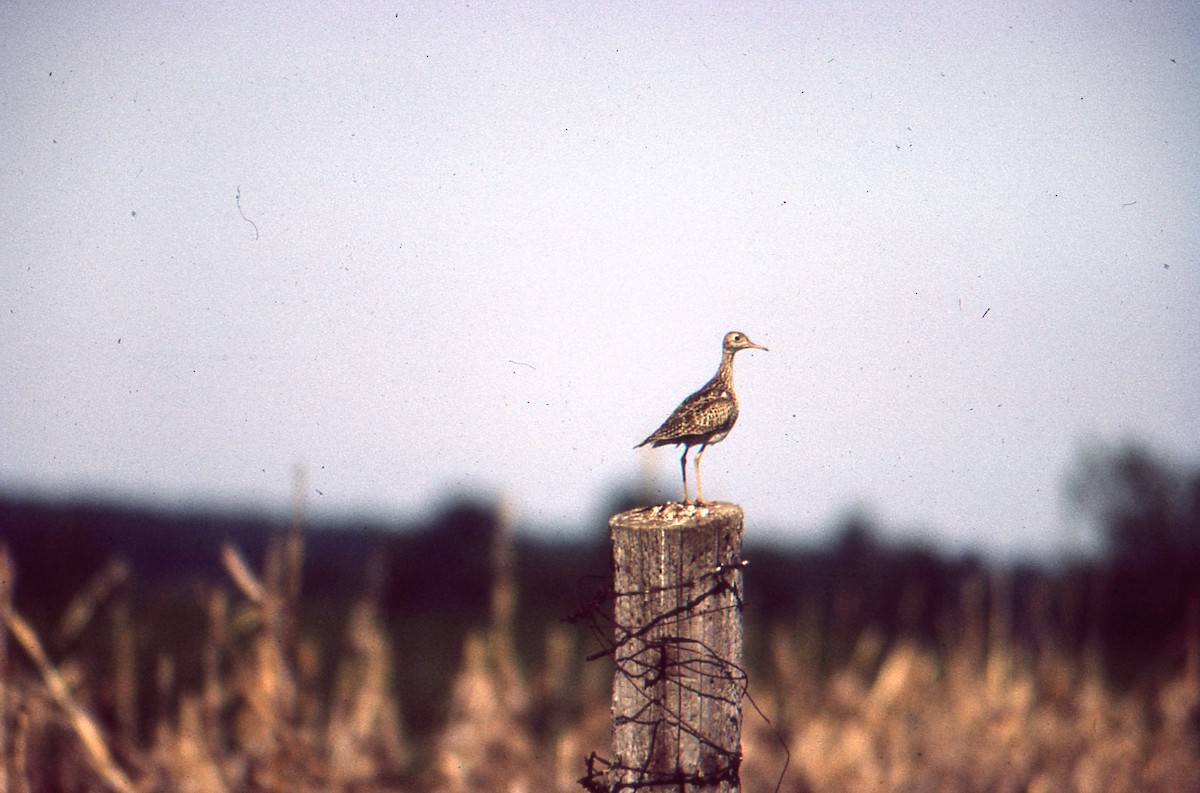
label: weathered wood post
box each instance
[608,502,745,792]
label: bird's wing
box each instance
[680,392,738,433]
[640,389,737,445]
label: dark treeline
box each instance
[1,441,1197,735]
[0,493,604,632]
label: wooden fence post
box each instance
[607,503,745,792]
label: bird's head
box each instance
[723,331,768,354]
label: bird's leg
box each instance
[694,442,708,505]
[679,446,692,505]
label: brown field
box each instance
[1,529,1197,793]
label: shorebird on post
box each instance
[636,331,768,505]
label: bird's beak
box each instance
[752,342,769,352]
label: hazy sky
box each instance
[3,1,1198,558]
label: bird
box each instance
[636,331,768,505]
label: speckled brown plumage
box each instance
[636,331,767,504]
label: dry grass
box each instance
[0,535,1197,793]
[741,628,1200,793]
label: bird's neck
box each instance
[710,350,736,391]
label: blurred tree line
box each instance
[1068,441,1200,571]
[1065,440,1200,680]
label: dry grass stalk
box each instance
[986,569,1014,692]
[489,496,530,718]
[535,624,613,792]
[157,695,231,793]
[285,464,307,611]
[229,545,306,791]
[434,631,542,793]
[154,653,175,750]
[9,705,31,793]
[433,499,540,792]
[0,546,11,793]
[221,544,266,606]
[3,606,136,793]
[326,597,409,785]
[202,588,229,756]
[57,557,129,645]
[110,585,138,743]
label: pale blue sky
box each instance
[3,1,1198,558]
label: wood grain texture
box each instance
[609,502,745,792]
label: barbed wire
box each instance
[569,553,791,792]
[569,560,755,791]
